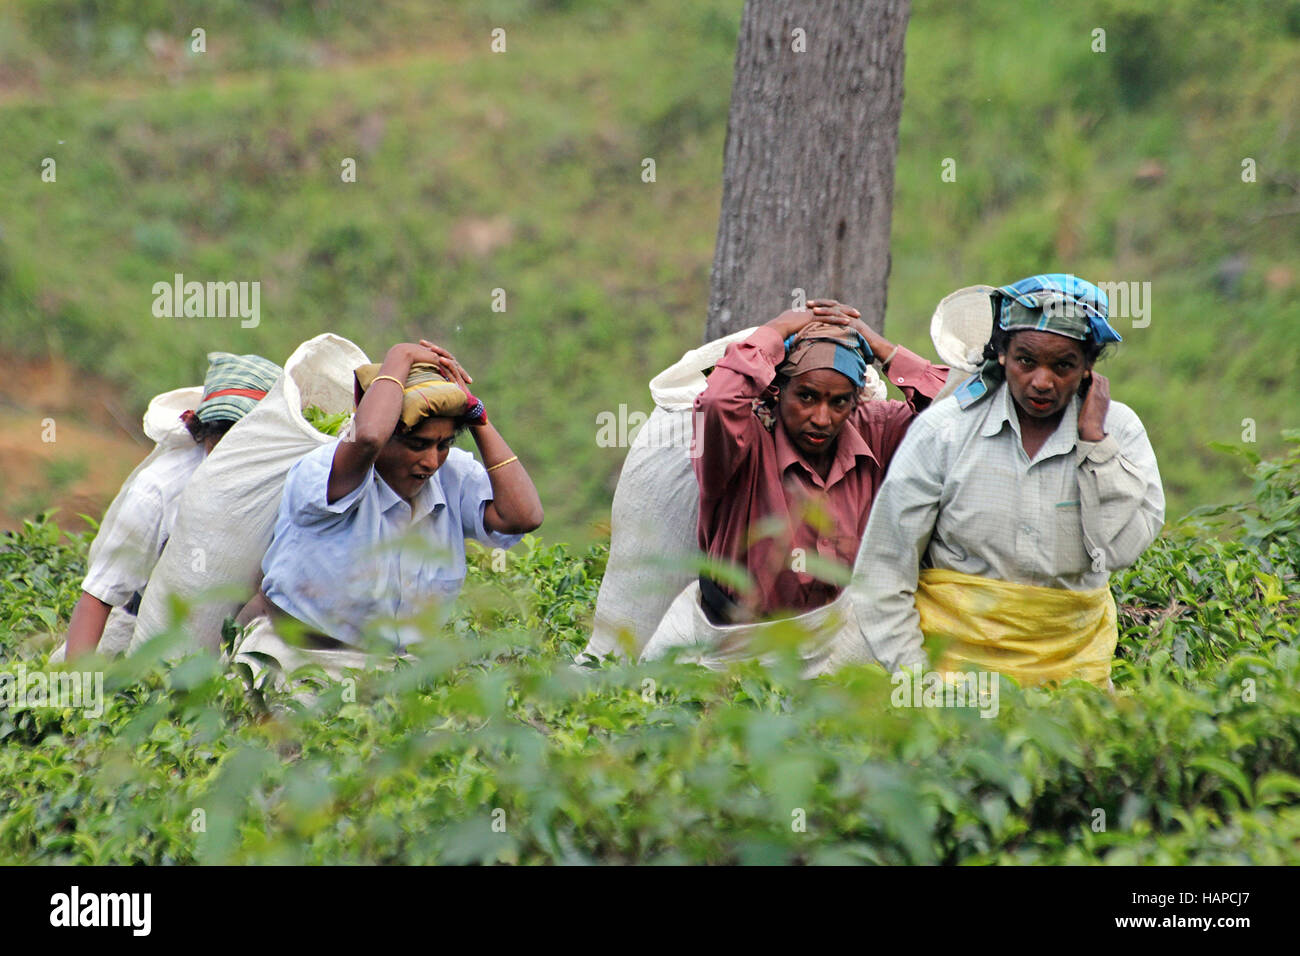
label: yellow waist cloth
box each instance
[916,568,1117,688]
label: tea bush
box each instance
[0,437,1297,864]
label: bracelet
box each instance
[485,455,518,474]
[370,374,406,391]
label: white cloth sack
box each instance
[580,329,755,661]
[231,615,374,691]
[929,284,994,404]
[131,334,368,654]
[50,386,203,662]
[639,581,873,678]
[581,327,887,662]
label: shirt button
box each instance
[896,376,905,384]
[1022,525,1033,534]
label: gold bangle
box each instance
[486,455,518,474]
[369,374,406,390]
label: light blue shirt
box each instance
[261,441,522,647]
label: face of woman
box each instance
[1000,331,1091,423]
[375,416,457,501]
[777,368,858,462]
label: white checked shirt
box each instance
[82,443,206,607]
[851,382,1165,671]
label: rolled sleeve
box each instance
[82,484,167,607]
[850,414,945,672]
[1076,409,1165,574]
[884,346,950,409]
[455,455,524,551]
[1076,433,1121,465]
[694,326,785,495]
[721,325,787,372]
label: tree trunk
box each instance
[706,0,910,339]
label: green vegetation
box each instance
[1,1,1296,542]
[0,437,1296,864]
[302,403,350,437]
[1,0,1297,864]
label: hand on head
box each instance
[1078,371,1110,441]
[413,339,473,385]
[808,299,859,322]
[766,303,850,340]
[808,299,893,361]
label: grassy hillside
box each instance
[1,0,1297,541]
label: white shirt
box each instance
[852,382,1165,671]
[82,443,206,607]
[260,441,521,648]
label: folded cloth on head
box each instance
[354,362,468,428]
[777,321,873,388]
[992,273,1122,344]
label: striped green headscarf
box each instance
[194,352,283,423]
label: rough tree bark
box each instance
[706,0,910,339]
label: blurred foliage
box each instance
[0,438,1297,864]
[0,1,1296,542]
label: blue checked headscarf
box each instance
[778,321,873,388]
[953,274,1122,409]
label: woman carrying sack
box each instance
[853,274,1165,686]
[234,338,543,685]
[691,299,948,626]
[65,352,282,660]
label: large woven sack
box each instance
[49,386,202,662]
[130,334,368,654]
[580,329,756,661]
[639,581,873,678]
[581,327,888,661]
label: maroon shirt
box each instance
[694,325,948,619]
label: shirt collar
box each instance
[374,466,446,522]
[774,416,879,487]
[979,382,1081,457]
[979,382,1017,438]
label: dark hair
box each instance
[184,416,235,445]
[393,414,471,440]
[983,326,1111,366]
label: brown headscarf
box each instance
[776,321,871,386]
